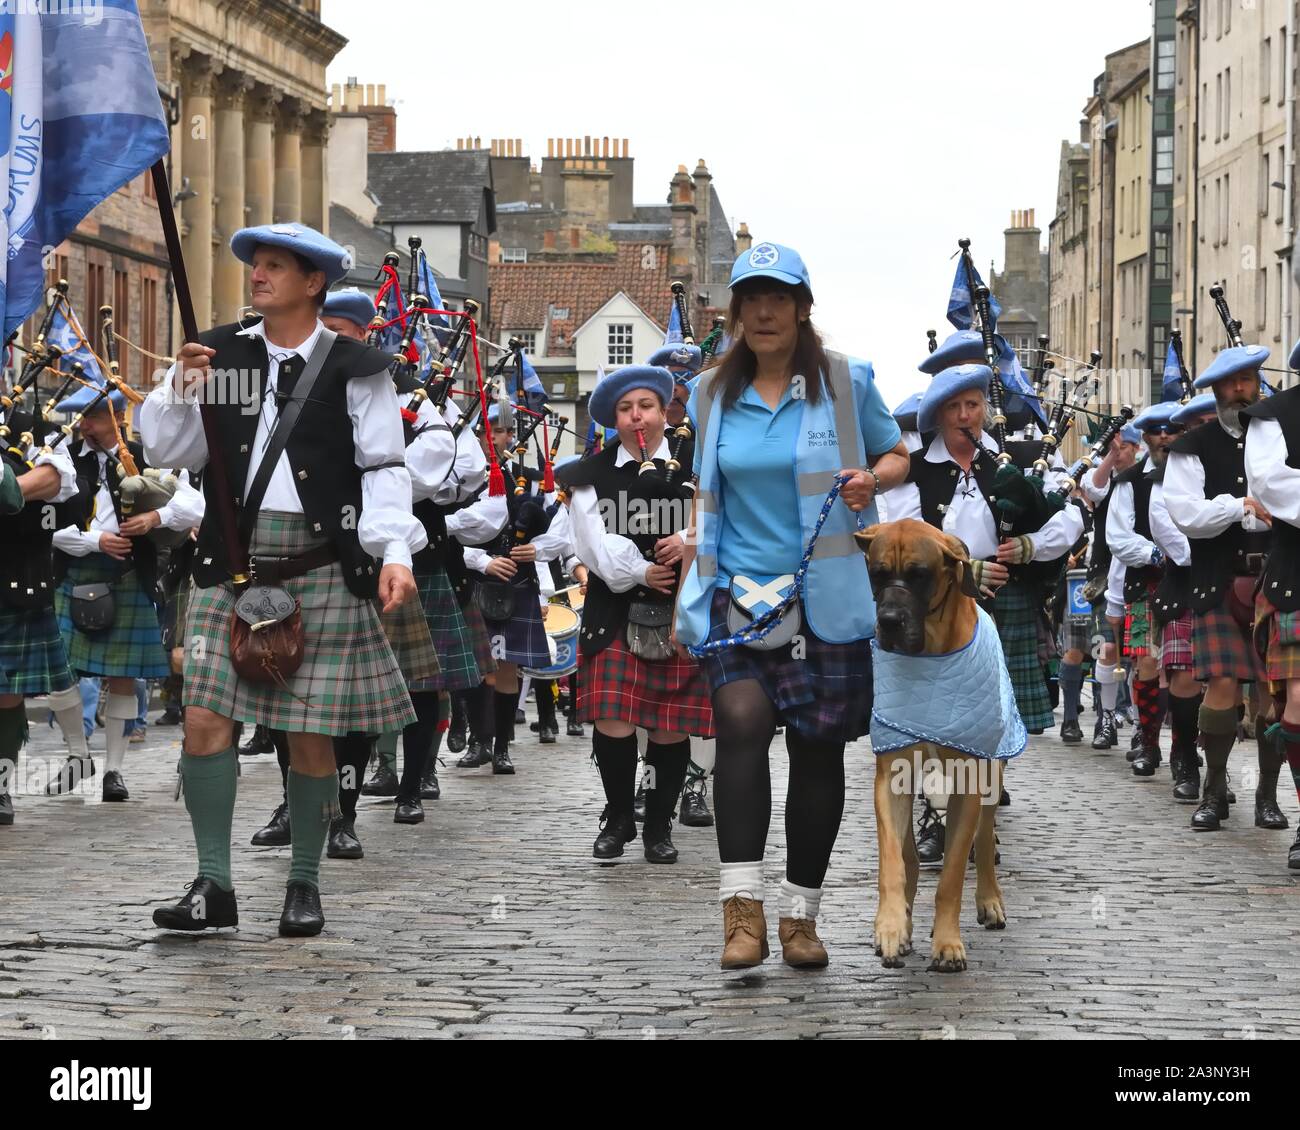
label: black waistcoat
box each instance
[558,443,687,658]
[0,445,62,607]
[1115,459,1160,602]
[189,320,395,598]
[465,462,546,588]
[1167,416,1271,612]
[1087,478,1116,584]
[1243,386,1300,612]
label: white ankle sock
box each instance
[48,685,88,759]
[104,693,137,774]
[719,861,764,903]
[779,879,822,921]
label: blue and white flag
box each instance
[45,296,103,384]
[416,249,449,346]
[664,299,683,344]
[947,258,1002,332]
[2,1,170,340]
[509,349,547,411]
[1161,338,1184,402]
[995,337,1047,428]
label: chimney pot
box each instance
[622,138,629,158]
[602,136,609,157]
[584,135,591,156]
[547,137,554,158]
[1029,207,1035,227]
[516,138,523,157]
[457,138,463,151]
[474,136,480,149]
[378,83,386,105]
[365,84,374,105]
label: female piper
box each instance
[674,242,910,970]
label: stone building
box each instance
[1048,133,1091,378]
[988,210,1050,367]
[1111,62,1151,405]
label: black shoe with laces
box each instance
[1289,829,1300,870]
[593,808,637,860]
[153,876,238,931]
[1171,753,1201,804]
[679,779,714,827]
[1255,794,1289,830]
[916,801,945,866]
[251,801,291,846]
[1191,792,1230,831]
[633,782,647,823]
[643,817,679,864]
[419,759,441,800]
[279,881,324,937]
[46,756,95,795]
[446,726,467,754]
[101,769,129,802]
[1092,711,1118,750]
[538,725,558,744]
[360,764,398,797]
[0,792,13,826]
[1132,747,1162,777]
[238,724,275,757]
[456,740,492,769]
[491,745,515,775]
[1060,718,1084,744]
[327,816,364,858]
[156,706,184,727]
[566,717,585,738]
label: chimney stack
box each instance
[669,165,698,286]
[735,222,752,255]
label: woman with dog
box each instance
[673,242,910,970]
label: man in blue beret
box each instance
[322,287,377,341]
[1171,391,1217,431]
[1165,340,1287,833]
[140,221,426,938]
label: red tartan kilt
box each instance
[1158,610,1194,671]
[579,636,715,737]
[1192,602,1265,682]
[1257,597,1300,686]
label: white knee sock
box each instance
[48,685,88,760]
[104,693,136,774]
[719,860,764,903]
[779,879,822,921]
[1096,663,1120,712]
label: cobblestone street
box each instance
[2,702,1299,1040]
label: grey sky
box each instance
[322,0,1152,410]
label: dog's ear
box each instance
[941,534,981,599]
[854,524,881,559]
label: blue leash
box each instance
[687,474,858,658]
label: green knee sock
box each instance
[376,731,399,776]
[181,747,238,892]
[287,770,340,889]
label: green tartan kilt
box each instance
[408,565,481,692]
[181,512,415,736]
[0,602,76,696]
[988,579,1054,732]
[458,599,498,677]
[55,556,170,678]
[379,590,440,686]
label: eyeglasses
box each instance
[1142,425,1184,435]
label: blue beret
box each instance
[892,392,922,421]
[648,342,703,376]
[323,287,376,329]
[230,223,353,285]
[1193,344,1269,389]
[487,401,515,428]
[1171,392,1216,426]
[55,383,125,415]
[1289,336,1300,371]
[1119,423,1142,445]
[918,330,985,375]
[729,242,811,291]
[1133,401,1180,432]
[555,454,581,471]
[917,364,992,434]
[588,365,674,429]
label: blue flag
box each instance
[947,259,1003,332]
[416,250,449,348]
[664,300,683,344]
[2,1,170,340]
[45,297,103,384]
[1161,338,1184,402]
[996,337,1047,427]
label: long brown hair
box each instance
[703,278,833,409]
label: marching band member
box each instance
[675,242,909,969]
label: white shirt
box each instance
[1245,417,1300,526]
[432,400,488,505]
[462,486,572,575]
[52,441,205,557]
[1106,464,1189,569]
[139,318,426,568]
[883,430,1083,562]
[1080,464,1112,506]
[1149,483,1191,566]
[24,436,79,503]
[406,397,457,503]
[1164,431,1250,541]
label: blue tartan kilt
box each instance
[0,602,76,696]
[54,555,170,679]
[479,579,550,668]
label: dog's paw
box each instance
[874,912,910,968]
[976,888,1007,930]
[928,936,967,973]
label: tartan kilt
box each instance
[55,556,170,679]
[1192,600,1264,683]
[579,634,714,737]
[988,580,1054,732]
[479,580,550,668]
[408,565,481,692]
[181,512,415,736]
[1124,598,1158,658]
[1058,616,1091,657]
[459,600,497,676]
[0,603,75,696]
[1159,609,1194,671]
[699,589,872,744]
[379,591,440,686]
[1256,596,1300,689]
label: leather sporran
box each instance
[230,584,305,685]
[475,580,515,622]
[1226,574,1259,632]
[626,599,676,661]
[69,583,116,632]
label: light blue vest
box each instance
[677,352,881,646]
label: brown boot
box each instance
[778,917,829,969]
[720,895,769,970]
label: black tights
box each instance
[397,692,442,804]
[711,679,846,890]
[271,730,373,821]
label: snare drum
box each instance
[1065,569,1091,624]
[523,603,581,678]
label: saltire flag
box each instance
[995,337,1047,428]
[45,296,104,384]
[2,1,170,340]
[1161,338,1184,402]
[664,299,683,344]
[416,249,450,349]
[508,349,548,415]
[947,258,1003,332]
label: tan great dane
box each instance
[856,519,1007,972]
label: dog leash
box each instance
[687,474,859,658]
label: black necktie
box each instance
[274,356,300,410]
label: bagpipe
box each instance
[1168,327,1194,403]
[659,282,698,498]
[1209,284,1245,348]
[1048,405,1136,501]
[1,279,70,449]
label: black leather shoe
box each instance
[238,724,275,756]
[1289,830,1300,870]
[566,717,585,738]
[279,881,324,937]
[916,801,945,865]
[643,818,679,863]
[101,769,129,802]
[1092,711,1118,750]
[360,764,398,797]
[1128,727,1144,757]
[326,816,363,858]
[1191,794,1230,831]
[394,797,425,823]
[153,876,238,931]
[446,726,467,754]
[633,783,647,823]
[515,708,526,726]
[1060,719,1083,744]
[456,741,491,769]
[155,706,184,727]
[679,780,714,827]
[419,760,441,800]
[46,756,95,795]
[250,801,291,846]
[1132,747,1161,777]
[593,808,636,859]
[538,725,558,744]
[1171,757,1201,804]
[0,793,13,826]
[1255,795,1290,830]
[491,746,515,775]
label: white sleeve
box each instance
[881,479,922,523]
[152,470,205,532]
[30,440,78,503]
[463,547,493,574]
[1105,555,1125,618]
[406,399,457,502]
[1029,499,1084,561]
[1080,466,1111,505]
[446,492,508,544]
[1164,450,1246,539]
[1246,418,1300,525]
[1105,481,1158,567]
[347,372,428,568]
[1149,485,1191,566]
[531,504,573,563]
[433,427,488,505]
[139,366,209,472]
[569,484,651,593]
[52,526,99,557]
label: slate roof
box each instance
[369,149,496,231]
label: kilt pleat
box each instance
[1256,596,1300,688]
[0,603,75,696]
[989,580,1054,732]
[1159,610,1194,671]
[379,590,440,686]
[54,556,169,678]
[458,600,497,676]
[181,512,415,735]
[479,581,550,668]
[408,565,481,692]
[580,635,714,737]
[699,589,871,744]
[1123,598,1158,658]
[1192,601,1264,683]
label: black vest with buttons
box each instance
[1086,478,1116,586]
[464,460,546,588]
[1167,416,1271,613]
[1242,386,1300,612]
[189,321,393,599]
[0,446,62,608]
[1115,459,1160,603]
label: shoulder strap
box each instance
[824,352,861,471]
[238,328,337,549]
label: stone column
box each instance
[300,109,329,233]
[244,84,278,227]
[213,70,252,324]
[273,98,304,224]
[180,52,215,329]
